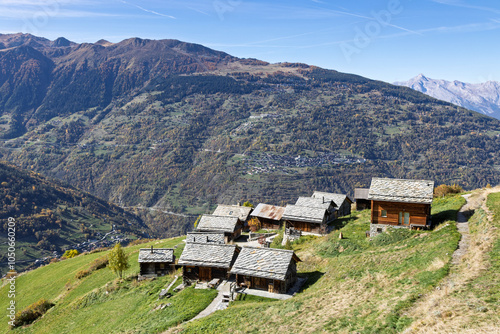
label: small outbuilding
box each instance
[368,177,434,236]
[250,203,285,230]
[186,232,225,244]
[354,188,371,211]
[178,242,239,284]
[281,205,328,234]
[195,214,243,242]
[230,247,301,294]
[138,247,175,278]
[212,204,253,223]
[311,191,353,217]
[295,197,336,223]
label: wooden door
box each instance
[399,212,410,225]
[253,277,267,290]
[199,267,211,281]
[268,281,274,293]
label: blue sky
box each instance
[0,0,499,83]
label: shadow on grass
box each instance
[432,209,461,226]
[328,216,358,230]
[298,270,324,291]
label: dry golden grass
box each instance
[404,187,500,334]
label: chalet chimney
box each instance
[150,245,153,253]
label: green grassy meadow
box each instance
[0,194,476,334]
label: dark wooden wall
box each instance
[356,199,371,211]
[371,200,431,226]
[258,217,282,230]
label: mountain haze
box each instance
[395,74,500,120]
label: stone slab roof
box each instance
[212,205,252,221]
[282,205,326,224]
[186,232,225,244]
[138,248,175,263]
[368,177,434,204]
[178,242,238,268]
[230,246,300,281]
[251,203,285,221]
[195,214,239,233]
[311,191,352,208]
[295,197,333,210]
[354,188,370,200]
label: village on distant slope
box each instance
[137,176,435,301]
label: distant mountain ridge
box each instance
[395,74,500,120]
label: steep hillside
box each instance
[0,161,147,275]
[3,191,498,333]
[1,34,500,237]
[0,237,201,334]
[395,74,500,120]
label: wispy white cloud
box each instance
[186,6,210,16]
[119,0,175,19]
[206,20,500,50]
[430,0,500,15]
[0,0,95,4]
[0,7,118,18]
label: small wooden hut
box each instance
[250,203,285,230]
[138,247,175,278]
[368,177,434,236]
[178,242,239,284]
[230,247,301,294]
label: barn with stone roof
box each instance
[178,242,239,283]
[212,204,253,222]
[186,232,225,244]
[311,191,353,217]
[230,247,301,294]
[295,197,337,222]
[368,177,434,236]
[281,204,328,233]
[138,247,175,278]
[195,214,243,242]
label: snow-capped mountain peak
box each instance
[394,75,500,120]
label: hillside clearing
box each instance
[167,195,466,334]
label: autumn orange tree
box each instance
[248,217,261,232]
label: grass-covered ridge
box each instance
[170,195,464,334]
[0,194,474,333]
[0,237,219,334]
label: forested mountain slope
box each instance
[1,33,500,236]
[0,161,146,275]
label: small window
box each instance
[377,228,382,233]
[381,210,387,217]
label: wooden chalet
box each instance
[368,177,434,236]
[186,232,225,244]
[178,242,239,284]
[281,205,327,234]
[311,191,353,217]
[295,197,336,223]
[230,247,301,294]
[138,246,175,278]
[212,204,253,223]
[195,214,243,242]
[354,188,371,211]
[250,203,285,230]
